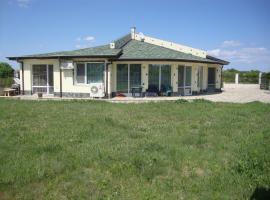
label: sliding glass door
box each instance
[178,65,192,95]
[116,64,141,93]
[148,64,171,90]
[32,65,54,94]
[208,67,216,91]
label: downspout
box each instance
[59,58,62,98]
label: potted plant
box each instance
[38,92,43,98]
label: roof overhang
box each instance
[7,55,120,61]
[112,58,226,65]
[206,55,229,65]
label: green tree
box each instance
[0,62,14,78]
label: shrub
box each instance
[0,62,14,78]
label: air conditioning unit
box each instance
[90,83,105,98]
[60,61,74,69]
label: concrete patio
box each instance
[1,83,269,103]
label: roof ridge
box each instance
[133,33,207,58]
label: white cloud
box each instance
[84,36,95,41]
[221,40,242,48]
[16,0,31,8]
[207,46,270,64]
[75,35,95,48]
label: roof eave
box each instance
[112,58,225,64]
[7,55,120,61]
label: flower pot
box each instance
[38,92,43,98]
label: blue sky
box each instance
[0,0,270,71]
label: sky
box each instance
[0,0,270,72]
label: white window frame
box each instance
[178,65,192,96]
[32,64,53,95]
[75,62,105,85]
[116,63,142,94]
[148,64,172,90]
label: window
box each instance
[148,64,171,90]
[75,62,104,84]
[130,64,141,89]
[32,64,54,94]
[87,63,104,83]
[76,63,85,84]
[116,64,141,93]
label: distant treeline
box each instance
[222,68,270,84]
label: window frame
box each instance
[148,64,172,90]
[75,62,105,85]
[116,63,142,94]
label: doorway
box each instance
[208,67,216,91]
[178,65,192,95]
[32,64,54,94]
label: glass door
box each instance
[148,64,171,91]
[208,67,216,91]
[178,65,192,96]
[116,64,141,94]
[32,65,54,94]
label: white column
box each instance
[107,64,112,98]
[235,73,239,84]
[259,72,262,85]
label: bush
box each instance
[0,62,14,78]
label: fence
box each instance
[260,73,270,90]
[223,70,260,84]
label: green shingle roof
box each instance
[7,33,229,65]
[118,40,222,64]
[8,44,121,59]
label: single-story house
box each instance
[8,28,229,98]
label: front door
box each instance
[32,65,54,94]
[208,67,216,91]
[178,65,192,95]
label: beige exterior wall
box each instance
[20,58,222,96]
[111,61,222,94]
[20,59,60,93]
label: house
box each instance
[7,28,229,98]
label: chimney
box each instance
[110,42,115,49]
[131,27,136,39]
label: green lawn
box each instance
[0,99,269,199]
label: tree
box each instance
[0,62,14,78]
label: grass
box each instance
[0,99,269,199]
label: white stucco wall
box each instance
[20,58,222,96]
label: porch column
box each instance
[172,64,178,94]
[107,63,112,98]
[141,64,148,92]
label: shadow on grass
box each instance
[250,187,270,200]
